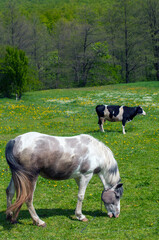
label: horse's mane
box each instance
[94,137,120,186]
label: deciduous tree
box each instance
[0,46,29,98]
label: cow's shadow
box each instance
[87,124,135,134]
[88,129,124,134]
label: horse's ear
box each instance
[115,183,123,198]
[115,183,123,189]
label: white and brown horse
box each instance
[5,132,123,227]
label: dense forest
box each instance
[0,0,159,96]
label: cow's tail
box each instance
[5,140,36,222]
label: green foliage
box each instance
[91,42,109,58]
[0,46,29,98]
[88,42,122,86]
[0,82,158,239]
[43,51,59,89]
[26,64,41,91]
[0,0,159,90]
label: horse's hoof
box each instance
[33,220,46,227]
[82,218,88,222]
[11,220,18,224]
[40,222,46,227]
[6,214,12,221]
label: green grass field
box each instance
[0,82,159,240]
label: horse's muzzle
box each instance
[108,213,119,218]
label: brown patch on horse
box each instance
[14,136,81,180]
[14,137,61,169]
[94,167,101,174]
[35,138,80,180]
[40,153,80,180]
[80,159,90,174]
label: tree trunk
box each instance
[154,43,159,81]
[124,0,129,83]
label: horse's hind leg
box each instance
[6,177,15,220]
[25,179,46,227]
[75,173,93,222]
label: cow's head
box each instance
[101,183,123,218]
[137,106,146,116]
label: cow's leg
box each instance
[6,178,15,220]
[26,179,46,227]
[122,119,126,134]
[75,173,93,221]
[98,118,105,132]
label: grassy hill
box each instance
[0,82,158,239]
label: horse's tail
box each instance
[5,139,36,220]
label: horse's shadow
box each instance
[0,208,106,230]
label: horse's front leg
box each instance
[6,178,15,221]
[75,173,93,222]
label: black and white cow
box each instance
[96,105,146,134]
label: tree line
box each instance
[0,0,158,97]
